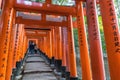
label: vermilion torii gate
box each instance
[0,0,120,80]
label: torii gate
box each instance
[0,0,120,80]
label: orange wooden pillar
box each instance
[22,36,27,58]
[38,39,40,49]
[49,31,53,64]
[76,1,92,80]
[61,27,67,77]
[46,31,53,64]
[42,37,45,52]
[36,39,38,45]
[51,28,55,65]
[86,0,106,80]
[46,32,50,60]
[13,24,22,68]
[41,37,45,53]
[24,36,28,54]
[40,38,43,51]
[47,35,49,57]
[61,27,67,67]
[12,25,18,68]
[16,25,21,62]
[55,27,63,72]
[20,26,25,59]
[39,37,44,52]
[54,27,58,67]
[18,26,23,60]
[41,37,44,51]
[67,15,78,79]
[38,38,41,50]
[44,37,47,54]
[13,25,20,68]
[25,36,28,52]
[64,27,71,77]
[20,26,26,59]
[5,8,16,80]
[0,0,14,79]
[99,0,120,80]
[26,37,28,52]
[42,31,51,62]
[16,24,23,62]
[23,30,27,58]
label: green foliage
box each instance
[98,16,106,53]
[72,17,77,21]
[52,0,66,5]
[114,0,120,27]
[73,28,79,47]
[52,0,74,6]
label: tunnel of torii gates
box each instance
[0,0,120,80]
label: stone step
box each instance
[26,57,44,62]
[26,61,45,63]
[22,55,57,80]
[27,54,41,57]
[22,73,57,80]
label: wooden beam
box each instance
[75,0,86,2]
[75,0,99,3]
[25,28,51,31]
[18,12,65,22]
[26,32,47,35]
[14,1,76,16]
[24,25,54,29]
[26,32,47,38]
[27,36,46,39]
[26,34,47,37]
[16,17,68,26]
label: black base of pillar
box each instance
[51,57,55,64]
[46,55,49,62]
[48,58,52,64]
[11,68,18,79]
[48,57,55,65]
[70,77,78,80]
[54,59,57,67]
[38,49,44,55]
[41,52,44,56]
[41,52,45,57]
[45,54,47,59]
[12,68,17,75]
[55,59,62,72]
[65,71,70,80]
[61,66,66,78]
[16,61,22,69]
